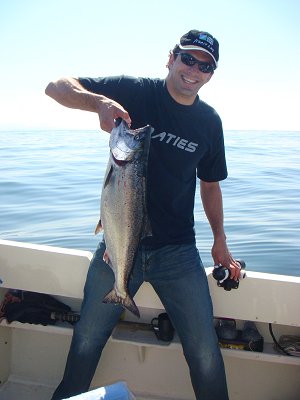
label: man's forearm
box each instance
[200,180,226,240]
[45,77,103,112]
[45,77,131,132]
[201,180,242,276]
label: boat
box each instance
[0,239,299,400]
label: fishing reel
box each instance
[213,259,246,291]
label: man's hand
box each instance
[97,97,131,133]
[200,180,241,281]
[212,236,241,281]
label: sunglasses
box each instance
[175,52,215,74]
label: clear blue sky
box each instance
[1,0,299,131]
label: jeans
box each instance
[51,239,229,400]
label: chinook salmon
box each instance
[95,119,154,318]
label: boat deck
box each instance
[0,379,171,400]
[0,380,53,400]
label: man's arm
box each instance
[200,180,241,280]
[45,77,131,132]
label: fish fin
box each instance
[94,219,103,235]
[103,164,113,188]
[102,289,140,318]
[95,162,113,235]
[102,250,110,264]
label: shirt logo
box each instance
[152,131,198,153]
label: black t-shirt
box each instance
[79,75,227,245]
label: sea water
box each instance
[0,130,299,276]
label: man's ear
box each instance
[166,52,175,70]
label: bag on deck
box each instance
[0,289,80,326]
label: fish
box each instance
[95,119,154,318]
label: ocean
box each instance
[0,130,299,277]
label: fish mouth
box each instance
[111,144,141,164]
[112,153,129,166]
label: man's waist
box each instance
[140,235,195,249]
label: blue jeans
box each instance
[51,240,228,400]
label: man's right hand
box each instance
[97,97,131,133]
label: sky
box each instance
[0,0,299,131]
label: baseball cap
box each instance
[179,30,219,68]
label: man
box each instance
[46,29,241,400]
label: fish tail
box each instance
[94,219,103,235]
[102,289,140,318]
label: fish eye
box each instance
[134,134,140,140]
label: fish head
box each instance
[110,119,153,163]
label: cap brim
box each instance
[179,44,218,67]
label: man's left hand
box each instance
[211,236,241,281]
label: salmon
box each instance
[95,119,153,317]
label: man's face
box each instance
[166,50,214,105]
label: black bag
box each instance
[0,290,79,326]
